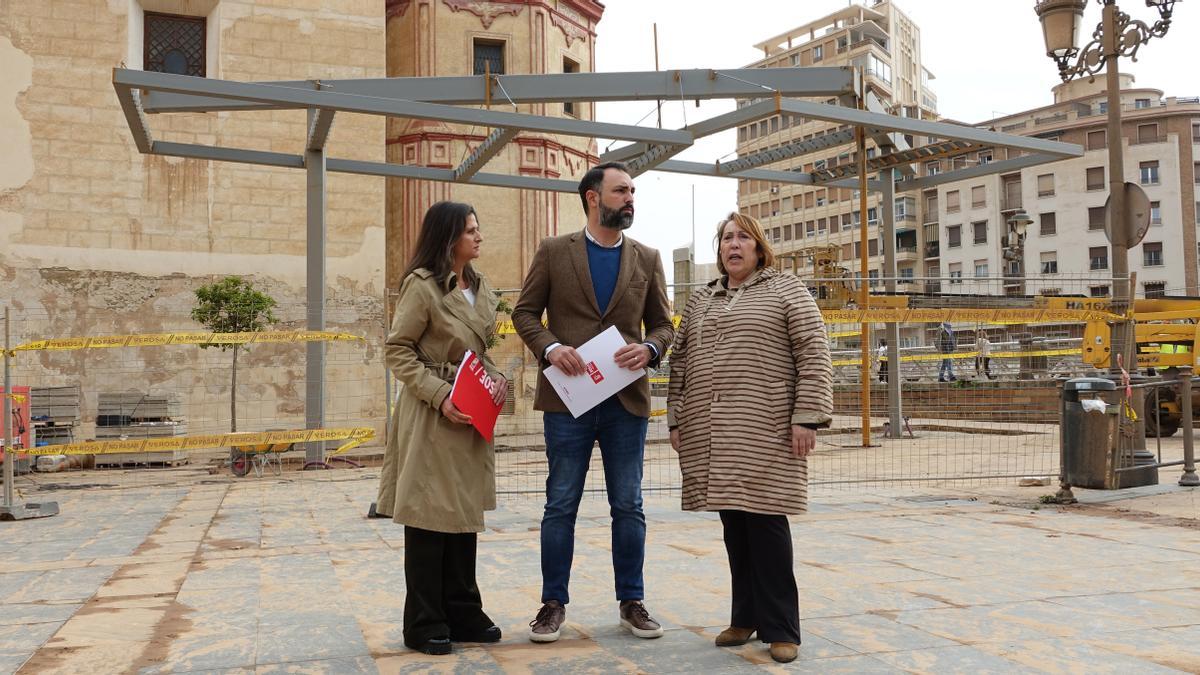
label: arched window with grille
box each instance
[144,12,206,77]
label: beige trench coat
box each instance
[666,267,833,515]
[377,268,501,533]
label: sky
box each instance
[591,0,1198,278]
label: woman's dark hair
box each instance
[402,201,480,293]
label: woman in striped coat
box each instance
[667,212,832,664]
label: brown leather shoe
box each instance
[714,626,755,647]
[769,642,798,663]
[618,600,664,638]
[528,601,565,643]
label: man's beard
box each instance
[599,203,634,230]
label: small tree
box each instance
[191,276,278,432]
[486,294,514,350]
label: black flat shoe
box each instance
[451,625,502,643]
[410,637,451,655]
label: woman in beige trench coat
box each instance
[375,201,508,655]
[667,212,832,664]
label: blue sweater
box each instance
[586,237,622,314]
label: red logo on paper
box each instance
[586,361,604,383]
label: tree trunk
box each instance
[231,345,238,433]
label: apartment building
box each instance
[929,75,1200,300]
[735,0,937,288]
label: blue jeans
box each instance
[939,357,955,380]
[541,397,648,604]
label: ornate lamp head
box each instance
[1034,0,1088,58]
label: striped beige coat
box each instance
[666,267,833,515]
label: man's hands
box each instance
[546,345,587,376]
[440,397,473,425]
[490,376,509,406]
[547,342,651,375]
[670,428,681,452]
[614,343,652,371]
[791,425,816,458]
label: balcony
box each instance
[1001,195,1023,212]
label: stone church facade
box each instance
[0,0,603,441]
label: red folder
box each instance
[449,350,503,441]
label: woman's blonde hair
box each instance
[714,211,775,276]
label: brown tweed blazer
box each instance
[513,230,675,417]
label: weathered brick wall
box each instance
[0,1,388,440]
[835,382,1062,424]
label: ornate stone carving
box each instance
[550,13,588,46]
[441,0,524,29]
[385,0,412,20]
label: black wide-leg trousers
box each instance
[719,510,802,644]
[402,525,493,648]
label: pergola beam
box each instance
[657,159,886,192]
[896,153,1064,192]
[141,67,860,113]
[780,98,1081,160]
[306,108,336,151]
[454,127,518,181]
[114,85,152,153]
[115,69,695,146]
[603,99,782,170]
[720,128,857,175]
[329,158,578,192]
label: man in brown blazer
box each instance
[513,162,674,643]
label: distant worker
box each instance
[877,339,889,383]
[936,321,957,382]
[975,333,993,380]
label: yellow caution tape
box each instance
[1,393,27,403]
[18,426,375,457]
[833,348,1078,367]
[821,308,1121,324]
[9,330,364,355]
[497,307,1118,338]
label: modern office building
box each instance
[735,0,938,291]
[930,75,1200,300]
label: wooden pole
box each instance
[857,77,871,448]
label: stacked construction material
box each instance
[30,384,81,448]
[95,391,188,466]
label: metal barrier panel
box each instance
[5,272,1134,502]
[3,297,383,495]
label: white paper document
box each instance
[544,325,645,418]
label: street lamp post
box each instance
[1034,0,1177,370]
[1035,0,1177,491]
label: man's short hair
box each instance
[578,161,630,214]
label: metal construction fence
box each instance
[1,299,384,498]
[1,273,1144,504]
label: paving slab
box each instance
[0,471,1197,673]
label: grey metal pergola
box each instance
[112,66,1082,458]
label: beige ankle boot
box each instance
[714,626,754,647]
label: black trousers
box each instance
[719,510,801,644]
[403,525,493,648]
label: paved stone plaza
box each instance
[1,468,1199,674]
